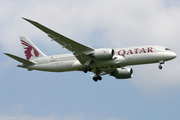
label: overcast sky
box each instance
[0,0,180,120]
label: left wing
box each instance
[4,53,35,65]
[22,18,95,65]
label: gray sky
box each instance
[0,0,180,120]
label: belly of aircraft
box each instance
[27,60,82,72]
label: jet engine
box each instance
[92,48,114,60]
[111,68,133,79]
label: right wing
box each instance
[22,18,95,65]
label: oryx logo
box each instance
[21,40,39,60]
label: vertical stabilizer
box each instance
[20,36,46,60]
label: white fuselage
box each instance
[21,45,176,72]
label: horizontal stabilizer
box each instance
[4,53,35,65]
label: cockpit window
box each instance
[165,48,171,50]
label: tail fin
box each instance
[20,36,46,60]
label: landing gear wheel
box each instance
[82,68,88,73]
[158,60,164,69]
[93,77,98,82]
[87,67,92,71]
[82,67,92,73]
[158,65,162,69]
[93,76,102,82]
[97,76,102,80]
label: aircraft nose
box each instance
[164,51,177,60]
[172,52,177,59]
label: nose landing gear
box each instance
[158,60,164,69]
[158,65,162,69]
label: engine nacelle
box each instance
[92,48,114,60]
[111,68,133,79]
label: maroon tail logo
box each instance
[21,40,39,60]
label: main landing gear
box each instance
[93,76,102,82]
[158,60,164,69]
[82,66,92,73]
[82,66,102,82]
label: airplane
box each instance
[4,18,177,82]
